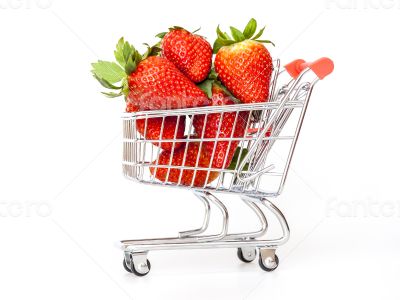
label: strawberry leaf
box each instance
[213,38,235,53]
[197,79,213,98]
[170,26,184,30]
[213,40,222,54]
[121,78,129,96]
[255,39,275,46]
[124,55,137,75]
[213,38,236,53]
[101,91,124,98]
[230,26,245,42]
[91,61,125,84]
[92,74,121,90]
[228,147,249,171]
[122,43,133,65]
[114,37,141,75]
[192,27,201,34]
[155,32,167,38]
[216,25,229,40]
[208,69,218,80]
[252,26,265,40]
[142,43,162,59]
[114,37,125,67]
[217,38,235,46]
[243,18,257,39]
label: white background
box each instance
[1,0,399,299]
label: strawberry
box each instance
[150,141,219,187]
[91,37,209,111]
[193,83,249,168]
[213,19,274,104]
[127,56,209,110]
[126,103,185,151]
[158,27,212,83]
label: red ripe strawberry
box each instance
[126,103,185,151]
[193,84,249,168]
[213,19,274,103]
[91,38,209,111]
[127,56,209,110]
[150,141,219,187]
[159,27,212,83]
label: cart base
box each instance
[120,192,289,276]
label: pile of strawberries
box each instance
[92,19,274,187]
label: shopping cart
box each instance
[120,57,334,276]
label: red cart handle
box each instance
[285,57,334,80]
[284,59,306,79]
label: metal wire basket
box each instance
[120,57,334,276]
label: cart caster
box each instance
[237,247,257,263]
[123,258,133,273]
[258,249,279,272]
[123,252,151,276]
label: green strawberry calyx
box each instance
[196,69,217,98]
[197,69,240,103]
[228,147,249,171]
[91,37,160,99]
[213,18,275,54]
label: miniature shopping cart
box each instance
[120,57,334,276]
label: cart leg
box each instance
[178,191,211,238]
[195,192,229,241]
[228,197,268,240]
[260,197,290,245]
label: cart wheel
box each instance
[123,258,133,273]
[258,253,279,272]
[237,247,257,263]
[123,258,151,276]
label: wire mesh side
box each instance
[122,102,307,196]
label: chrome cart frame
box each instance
[120,58,334,276]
